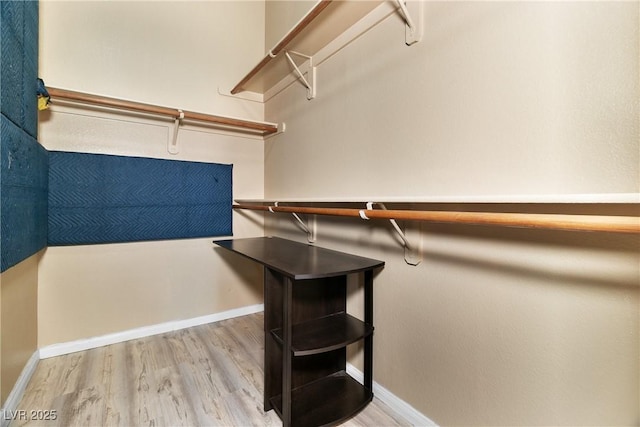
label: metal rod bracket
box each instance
[284,51,316,100]
[268,203,316,242]
[371,202,422,266]
[396,0,423,46]
[292,212,316,243]
[168,110,184,155]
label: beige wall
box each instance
[265,0,316,51]
[39,1,265,120]
[0,252,40,404]
[37,1,267,346]
[264,1,639,425]
[265,2,638,199]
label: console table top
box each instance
[215,237,384,280]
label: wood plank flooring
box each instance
[11,313,409,427]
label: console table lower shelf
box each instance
[214,237,384,427]
[270,371,373,427]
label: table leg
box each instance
[364,269,373,392]
[263,268,273,411]
[282,276,293,427]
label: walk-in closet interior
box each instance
[1,1,638,426]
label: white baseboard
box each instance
[39,304,264,359]
[347,363,438,427]
[1,351,40,427]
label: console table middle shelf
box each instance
[214,237,385,427]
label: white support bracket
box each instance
[268,202,316,243]
[292,212,316,243]
[284,50,316,100]
[368,202,422,266]
[168,109,184,155]
[396,0,423,46]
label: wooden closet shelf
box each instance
[231,0,384,95]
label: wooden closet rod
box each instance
[47,87,279,136]
[230,0,333,94]
[233,203,640,234]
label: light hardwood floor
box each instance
[11,313,409,427]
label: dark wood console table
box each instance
[214,237,384,427]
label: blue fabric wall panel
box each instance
[48,151,232,245]
[0,0,44,272]
[0,116,49,272]
[1,0,38,138]
[1,12,24,128]
[22,1,38,136]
